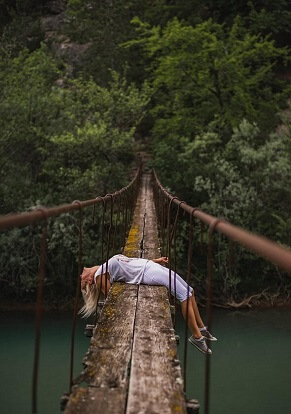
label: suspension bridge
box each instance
[0,161,291,414]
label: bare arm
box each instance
[80,266,99,289]
[152,257,169,266]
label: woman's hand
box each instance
[80,266,98,289]
[153,257,169,266]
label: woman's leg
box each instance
[143,262,193,299]
[166,271,205,328]
[181,298,203,338]
[143,263,215,351]
[143,263,203,337]
[191,294,204,329]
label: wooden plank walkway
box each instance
[65,172,186,414]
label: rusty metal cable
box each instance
[94,198,106,326]
[32,216,47,414]
[167,197,180,308]
[123,193,129,250]
[167,200,173,305]
[69,203,83,391]
[0,166,141,413]
[104,195,114,297]
[170,201,181,329]
[153,169,291,414]
[160,193,166,254]
[112,192,122,253]
[204,218,223,414]
[153,170,291,274]
[183,211,194,393]
[0,166,141,231]
[4,164,291,412]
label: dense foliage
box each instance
[128,16,290,302]
[0,41,150,303]
[0,44,151,212]
[0,0,290,304]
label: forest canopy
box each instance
[0,0,290,305]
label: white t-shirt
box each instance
[94,255,149,284]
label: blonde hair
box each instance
[79,283,100,318]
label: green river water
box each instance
[0,308,290,414]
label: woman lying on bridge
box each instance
[80,254,217,355]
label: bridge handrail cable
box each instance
[0,165,141,414]
[153,169,291,414]
[0,166,141,230]
[153,170,291,274]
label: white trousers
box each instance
[141,261,193,302]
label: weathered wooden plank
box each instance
[126,285,186,414]
[123,174,147,258]
[65,168,187,414]
[142,173,160,260]
[82,283,138,387]
[65,282,138,414]
[125,171,186,413]
[123,222,142,258]
[65,174,146,413]
[64,387,126,414]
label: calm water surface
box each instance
[176,308,291,414]
[0,309,290,414]
[0,311,89,414]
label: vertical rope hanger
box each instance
[104,195,114,298]
[32,213,47,414]
[167,199,173,305]
[183,208,200,394]
[112,191,122,253]
[167,197,179,307]
[94,197,105,326]
[183,211,193,393]
[123,192,129,250]
[170,201,184,329]
[0,167,142,414]
[160,192,165,254]
[69,202,83,391]
[204,218,223,414]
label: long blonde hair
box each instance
[79,283,100,318]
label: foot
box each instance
[200,327,217,341]
[188,336,212,355]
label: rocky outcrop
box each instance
[43,0,67,15]
[41,12,66,34]
[41,1,92,72]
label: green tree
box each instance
[126,17,290,301]
[64,0,149,83]
[0,45,151,302]
[0,45,61,212]
[140,0,291,48]
[163,113,291,302]
[129,17,289,140]
[41,73,151,202]
[0,45,151,212]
